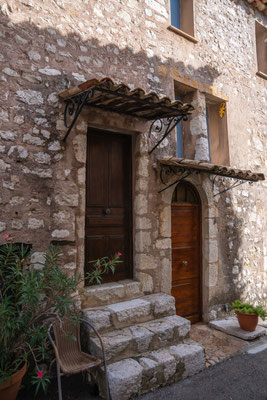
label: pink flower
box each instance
[117,252,122,257]
[4,234,9,239]
[37,370,44,379]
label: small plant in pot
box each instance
[231,300,267,332]
[0,237,121,400]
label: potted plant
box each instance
[0,237,121,399]
[231,300,267,332]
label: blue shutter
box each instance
[176,96,183,157]
[206,106,211,161]
[171,0,181,29]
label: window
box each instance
[255,21,267,79]
[172,181,200,204]
[169,0,196,42]
[206,96,230,166]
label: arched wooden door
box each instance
[171,181,202,323]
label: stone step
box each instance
[83,293,176,333]
[81,280,143,308]
[94,341,205,400]
[87,315,190,364]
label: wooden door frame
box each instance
[85,127,134,282]
[171,181,203,322]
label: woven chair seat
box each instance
[59,351,102,374]
[48,319,111,400]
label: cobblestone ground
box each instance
[190,322,247,368]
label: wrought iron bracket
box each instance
[158,165,193,193]
[63,90,94,142]
[149,115,188,154]
[213,178,252,197]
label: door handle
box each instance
[103,208,111,215]
[181,260,188,267]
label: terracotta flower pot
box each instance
[0,362,27,400]
[237,311,258,332]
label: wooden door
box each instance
[85,129,132,284]
[171,183,201,323]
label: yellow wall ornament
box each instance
[219,102,226,118]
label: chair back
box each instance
[53,319,81,357]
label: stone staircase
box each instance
[82,290,205,399]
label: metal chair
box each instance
[48,318,111,400]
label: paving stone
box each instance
[138,356,161,391]
[83,293,176,332]
[148,348,177,381]
[169,343,205,377]
[210,318,266,340]
[83,309,111,332]
[145,293,176,317]
[107,298,151,326]
[123,280,143,298]
[165,315,191,338]
[89,328,133,362]
[129,326,154,353]
[81,280,142,308]
[138,356,158,373]
[94,342,205,399]
[142,319,175,345]
[104,358,143,400]
[88,315,189,363]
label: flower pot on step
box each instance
[237,311,258,332]
[0,363,27,400]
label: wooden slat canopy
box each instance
[59,77,194,120]
[159,158,265,182]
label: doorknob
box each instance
[103,208,111,215]
[181,260,188,267]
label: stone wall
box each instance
[0,0,266,318]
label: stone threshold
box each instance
[209,318,266,341]
[81,279,142,308]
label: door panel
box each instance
[171,203,201,323]
[85,130,132,284]
[172,279,200,317]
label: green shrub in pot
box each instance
[0,239,121,396]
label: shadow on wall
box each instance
[0,3,220,248]
[0,5,221,128]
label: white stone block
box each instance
[107,298,151,322]
[51,229,70,238]
[108,359,143,400]
[28,218,44,229]
[16,89,44,105]
[39,67,61,76]
[170,343,205,377]
[0,221,6,232]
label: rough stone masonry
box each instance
[0,0,266,320]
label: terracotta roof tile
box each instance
[59,77,194,120]
[159,158,265,182]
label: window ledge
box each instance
[168,25,198,43]
[256,71,267,80]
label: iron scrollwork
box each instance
[148,115,188,154]
[158,164,193,193]
[63,90,94,142]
